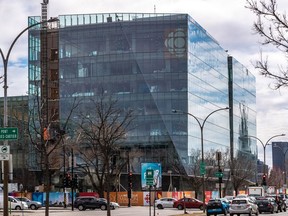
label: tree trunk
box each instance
[44,154,50,216]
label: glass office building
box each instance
[28,13,257,179]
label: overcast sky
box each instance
[1,0,288,167]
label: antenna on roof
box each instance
[154,5,156,13]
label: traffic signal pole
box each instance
[71,149,74,211]
[216,152,222,198]
[127,151,131,207]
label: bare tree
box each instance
[186,149,203,198]
[268,167,284,189]
[173,149,221,199]
[28,94,80,216]
[246,0,288,89]
[229,155,256,195]
[74,95,133,216]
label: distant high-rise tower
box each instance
[272,142,288,171]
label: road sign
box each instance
[0,127,18,140]
[0,145,10,161]
[146,169,154,186]
[215,172,223,177]
[200,162,206,175]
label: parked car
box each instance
[74,196,115,211]
[15,197,42,210]
[173,197,204,210]
[154,197,177,209]
[229,198,259,216]
[206,198,230,216]
[255,197,278,214]
[266,194,287,212]
[7,196,28,210]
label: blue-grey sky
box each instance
[1,0,288,168]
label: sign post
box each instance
[146,169,154,216]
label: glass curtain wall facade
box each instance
[28,13,257,177]
[229,57,257,159]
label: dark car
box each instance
[256,198,278,213]
[206,198,230,216]
[74,196,114,211]
[266,195,287,212]
[173,197,204,210]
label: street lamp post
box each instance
[0,17,58,216]
[246,134,285,181]
[172,107,229,212]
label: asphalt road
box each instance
[3,206,204,216]
[4,207,288,216]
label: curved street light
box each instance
[172,106,230,211]
[245,134,285,176]
[0,17,58,216]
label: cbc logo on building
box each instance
[165,28,186,57]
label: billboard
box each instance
[141,163,162,190]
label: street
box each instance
[4,206,203,216]
[4,207,288,216]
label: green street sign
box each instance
[146,169,154,186]
[200,162,206,175]
[0,127,18,140]
[215,172,223,178]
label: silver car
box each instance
[15,197,42,210]
[155,197,177,209]
[229,198,259,216]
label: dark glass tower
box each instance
[28,13,257,178]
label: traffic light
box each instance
[66,173,72,188]
[62,175,67,187]
[72,174,78,188]
[128,172,132,189]
[218,168,223,183]
[262,174,267,186]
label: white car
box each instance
[15,197,42,210]
[155,197,177,209]
[229,198,259,216]
[8,196,28,210]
